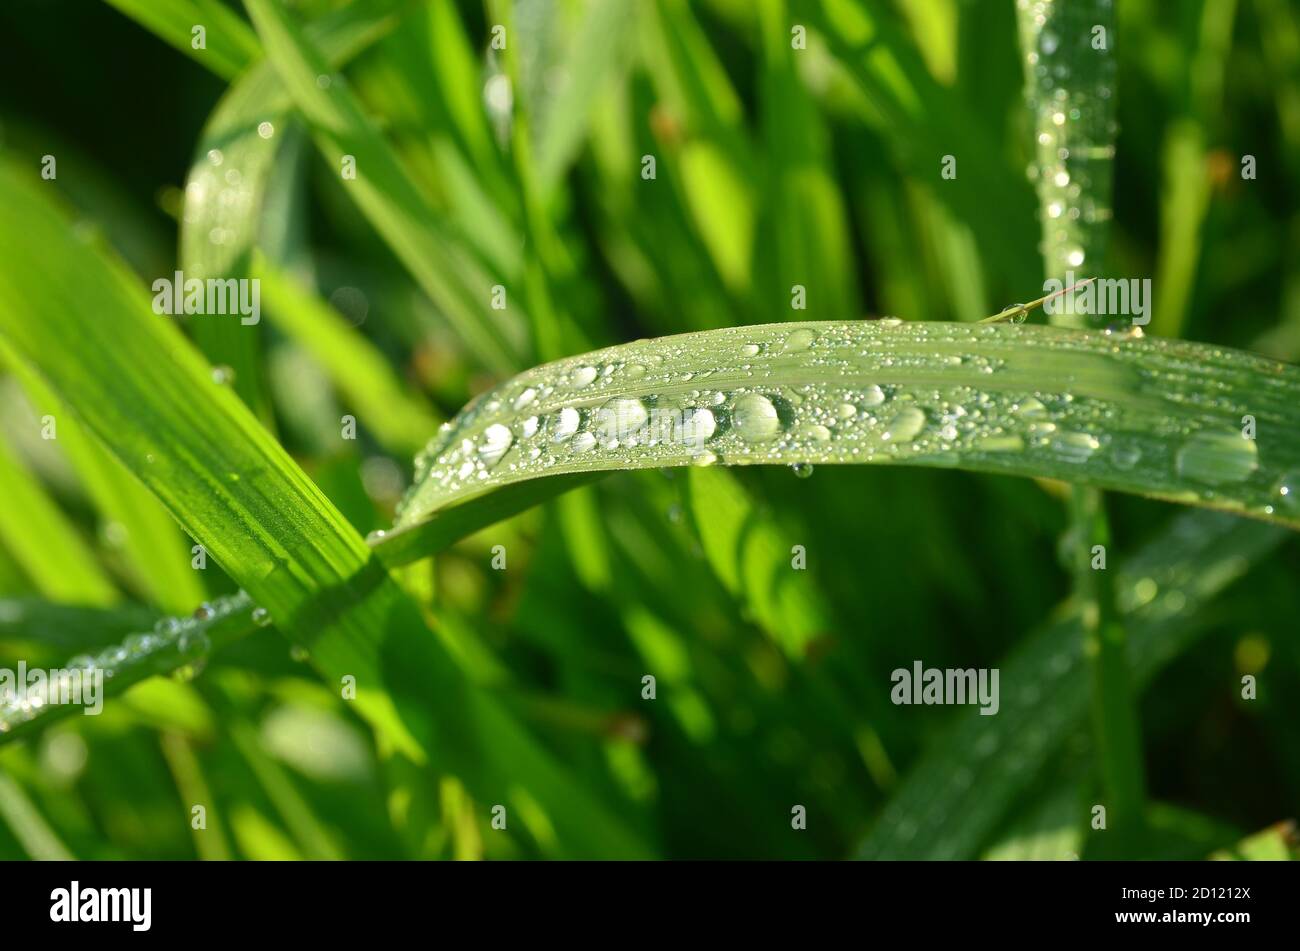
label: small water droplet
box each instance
[740,343,761,358]
[178,628,210,656]
[192,602,215,622]
[790,462,814,479]
[1275,472,1300,510]
[860,385,886,407]
[251,606,272,628]
[571,366,598,388]
[211,365,235,385]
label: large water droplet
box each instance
[571,366,598,388]
[731,393,781,442]
[477,423,514,466]
[552,407,581,441]
[782,328,816,352]
[595,397,649,444]
[1175,430,1258,485]
[860,385,886,407]
[882,406,926,444]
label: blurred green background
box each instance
[0,0,1296,860]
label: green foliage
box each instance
[0,0,1294,861]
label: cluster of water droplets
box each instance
[1018,0,1118,303]
[394,321,1300,528]
[0,592,272,734]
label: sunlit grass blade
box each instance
[0,166,650,857]
[181,0,411,419]
[243,0,528,375]
[0,435,118,607]
[4,354,205,612]
[102,0,261,80]
[394,320,1300,537]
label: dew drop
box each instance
[679,407,717,445]
[552,406,581,440]
[595,397,649,444]
[731,393,782,442]
[1015,396,1049,419]
[882,406,926,444]
[477,423,514,466]
[860,385,886,407]
[790,462,815,479]
[154,617,182,637]
[1275,472,1300,510]
[571,366,598,388]
[1112,444,1142,470]
[740,343,761,358]
[178,629,210,656]
[251,606,272,628]
[782,328,816,352]
[1175,430,1258,485]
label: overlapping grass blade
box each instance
[102,0,260,80]
[0,164,650,857]
[0,436,118,607]
[860,511,1284,859]
[242,0,528,375]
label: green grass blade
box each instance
[0,771,75,860]
[253,253,439,456]
[102,0,261,80]
[0,165,650,857]
[0,436,118,607]
[394,320,1300,536]
[860,510,1284,859]
[242,0,528,374]
[181,0,410,421]
[4,355,205,612]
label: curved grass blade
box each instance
[395,320,1300,536]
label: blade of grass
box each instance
[1018,0,1146,855]
[3,351,205,612]
[102,0,261,80]
[860,510,1284,859]
[181,0,412,421]
[0,435,118,607]
[0,771,75,860]
[0,164,649,857]
[393,320,1300,537]
[252,252,439,456]
[242,0,528,375]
